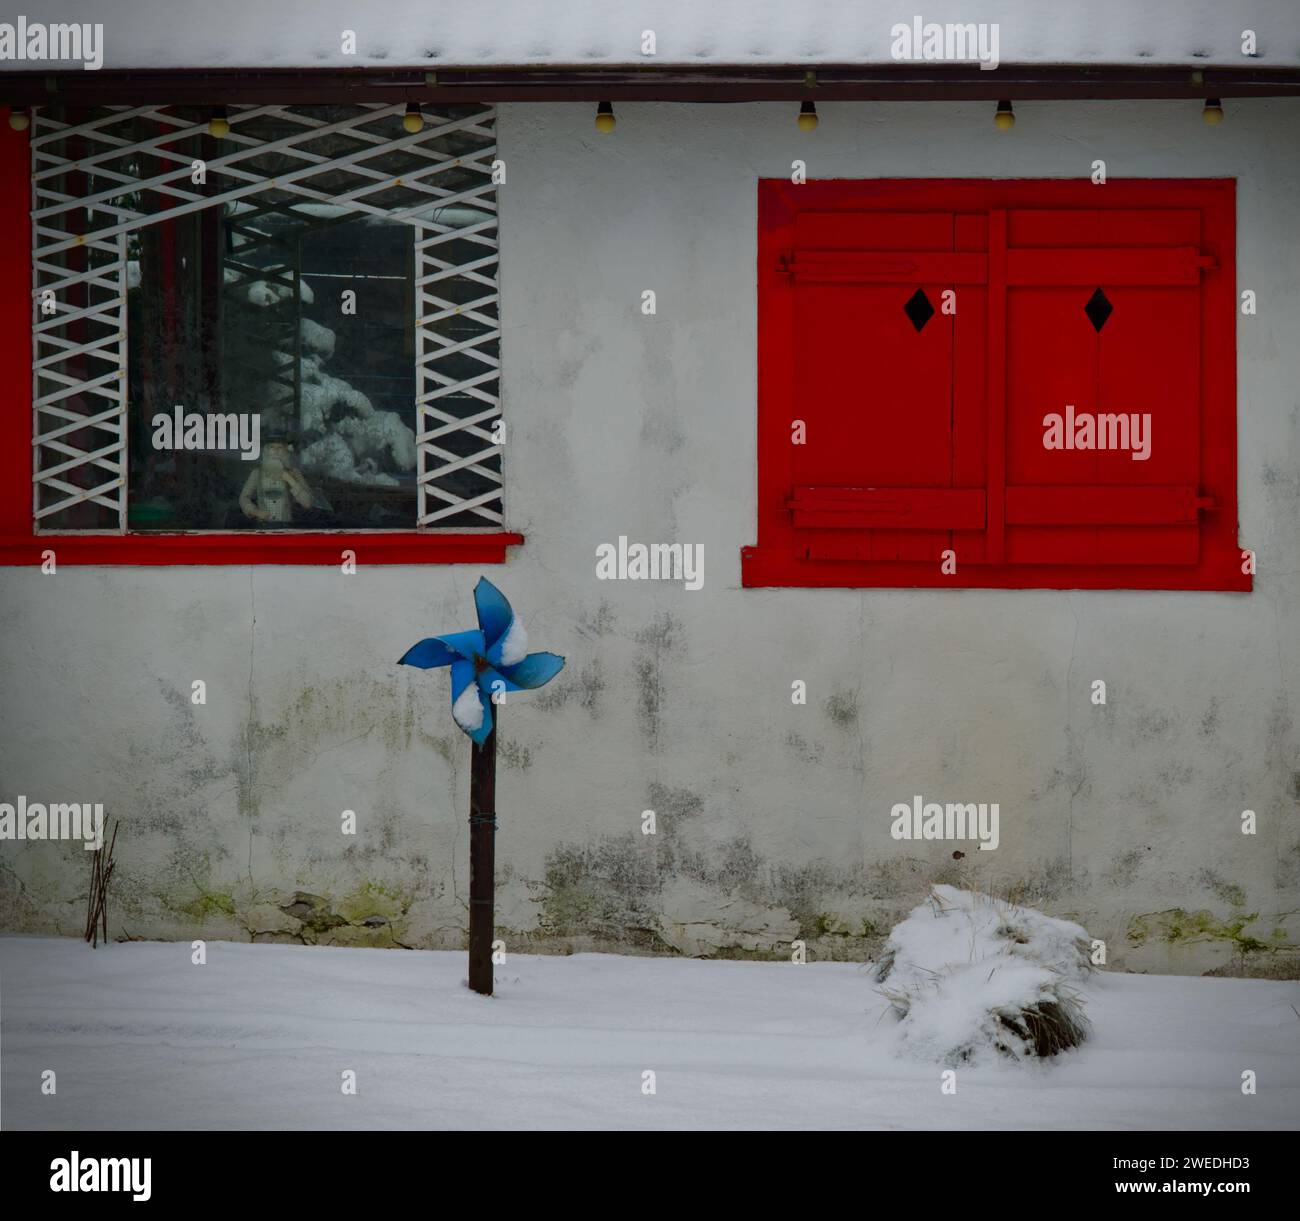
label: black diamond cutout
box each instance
[903,288,935,332]
[1084,287,1113,332]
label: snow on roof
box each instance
[2,0,1298,73]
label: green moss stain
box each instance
[177,890,236,921]
[1127,908,1292,955]
[813,911,871,938]
[279,891,345,934]
[334,881,411,924]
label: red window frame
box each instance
[743,178,1248,591]
[0,117,521,566]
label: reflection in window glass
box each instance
[128,202,418,530]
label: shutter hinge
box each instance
[1196,496,1217,513]
[1196,254,1218,272]
[776,251,794,276]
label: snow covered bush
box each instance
[875,885,1093,1064]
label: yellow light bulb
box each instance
[208,115,230,138]
[595,102,615,133]
[1203,99,1224,125]
[403,105,424,134]
[798,102,818,131]
[8,109,30,132]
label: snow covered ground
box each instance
[1,936,1296,1130]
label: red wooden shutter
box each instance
[1000,208,1208,567]
[746,180,1245,592]
[788,211,973,562]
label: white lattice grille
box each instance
[30,103,502,532]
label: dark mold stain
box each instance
[575,661,605,715]
[1105,847,1148,887]
[634,612,682,747]
[533,682,570,712]
[576,600,617,639]
[499,740,533,770]
[784,730,825,764]
[538,839,669,951]
[1157,761,1196,789]
[1274,840,1300,890]
[1130,707,1177,741]
[645,781,704,822]
[1197,868,1247,908]
[823,689,859,729]
[640,413,686,454]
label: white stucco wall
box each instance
[2,99,1298,973]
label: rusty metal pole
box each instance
[468,704,497,996]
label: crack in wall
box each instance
[245,567,257,884]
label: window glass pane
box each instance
[128,200,418,530]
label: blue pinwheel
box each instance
[400,578,563,996]
[398,577,565,744]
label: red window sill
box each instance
[0,531,524,566]
[741,547,1252,592]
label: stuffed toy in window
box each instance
[239,437,316,525]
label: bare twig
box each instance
[84,818,119,948]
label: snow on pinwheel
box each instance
[399,577,564,994]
